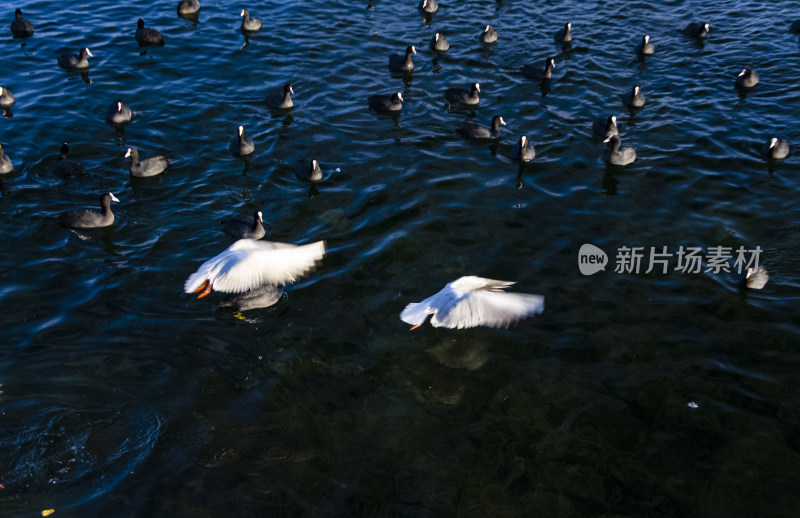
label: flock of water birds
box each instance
[2,2,786,328]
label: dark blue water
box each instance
[2,0,800,515]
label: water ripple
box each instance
[1,0,800,515]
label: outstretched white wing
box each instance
[431,290,544,329]
[184,239,326,294]
[400,276,544,329]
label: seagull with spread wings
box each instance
[184,239,326,299]
[400,276,545,329]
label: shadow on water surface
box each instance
[1,1,799,516]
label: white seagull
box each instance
[184,239,326,299]
[400,276,545,329]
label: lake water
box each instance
[2,0,800,516]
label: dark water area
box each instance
[2,0,800,515]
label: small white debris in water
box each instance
[335,167,341,173]
[687,401,699,409]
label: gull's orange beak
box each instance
[194,279,212,299]
[409,324,422,331]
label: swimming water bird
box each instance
[522,57,555,80]
[554,22,572,43]
[368,92,403,112]
[240,9,262,31]
[735,68,759,88]
[135,18,164,46]
[603,135,637,166]
[266,83,294,109]
[221,209,265,240]
[400,276,545,330]
[229,126,254,157]
[0,144,13,174]
[0,86,14,108]
[184,239,326,299]
[58,48,93,70]
[684,22,710,38]
[792,21,800,34]
[58,192,119,229]
[457,115,505,140]
[220,284,284,311]
[445,83,480,105]
[480,25,498,43]
[295,159,323,181]
[125,147,170,177]
[623,85,645,108]
[739,266,769,290]
[177,0,200,15]
[430,32,449,51]
[593,115,618,138]
[54,143,87,178]
[10,8,33,37]
[105,100,132,125]
[419,0,438,13]
[761,137,790,160]
[638,35,654,55]
[389,45,416,72]
[510,135,535,161]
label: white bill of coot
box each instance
[368,92,403,112]
[684,22,710,38]
[554,22,572,43]
[266,83,294,109]
[389,45,416,72]
[240,9,262,31]
[740,266,769,290]
[125,147,170,177]
[457,115,505,140]
[522,57,555,80]
[735,68,759,88]
[59,192,119,229]
[480,25,498,43]
[419,0,438,13]
[58,47,93,70]
[0,86,15,108]
[638,35,655,55]
[593,115,618,138]
[761,137,789,160]
[430,32,449,51]
[445,82,480,105]
[603,135,637,166]
[510,136,536,162]
[220,209,266,240]
[106,100,132,125]
[229,125,255,156]
[295,159,323,181]
[623,85,645,107]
